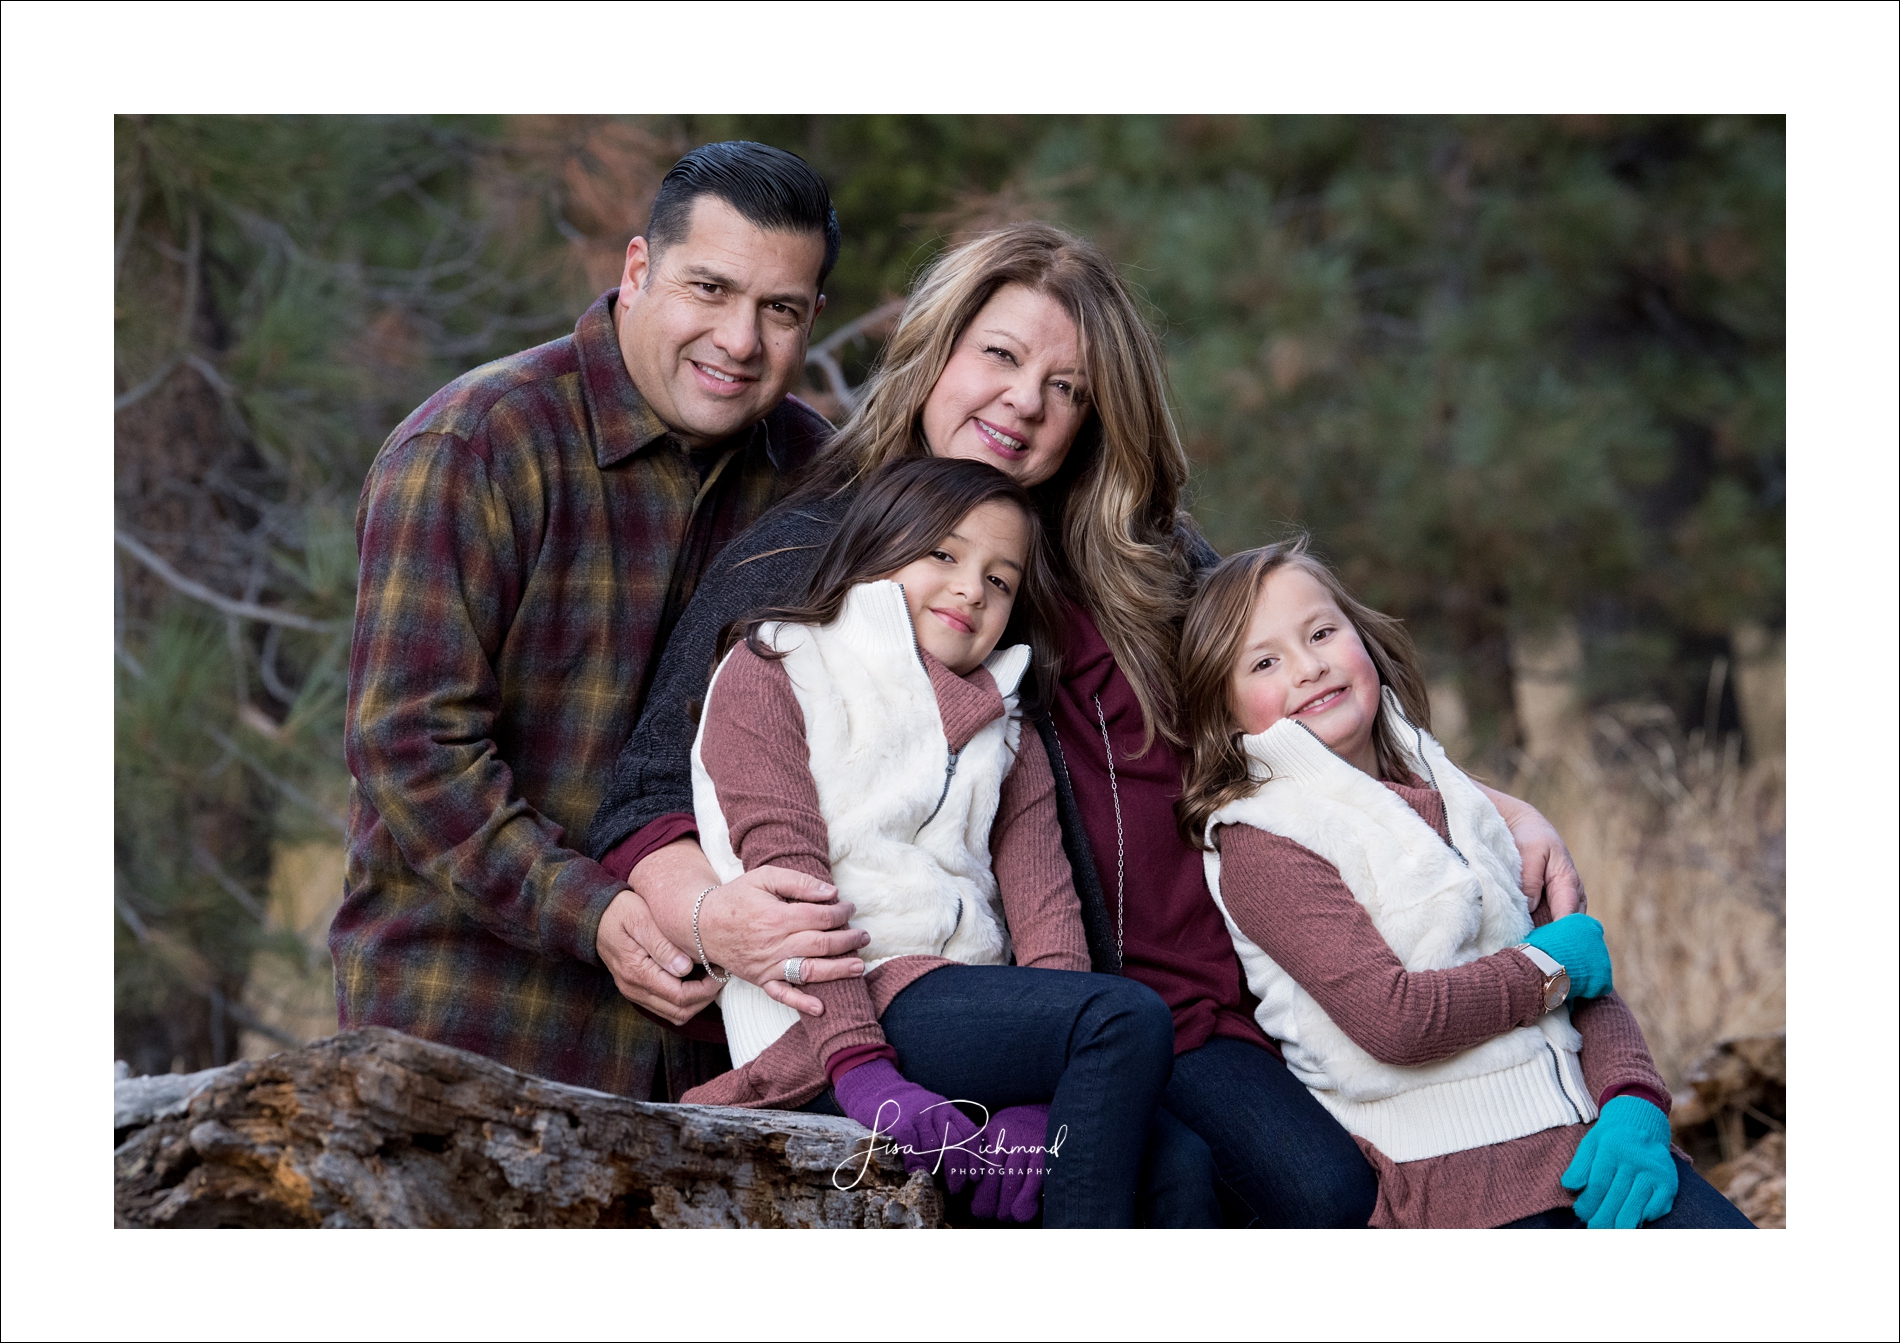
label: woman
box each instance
[587,221,1587,1227]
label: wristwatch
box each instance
[1514,943,1569,1014]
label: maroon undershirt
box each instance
[1051,603,1279,1060]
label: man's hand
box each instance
[595,887,723,1025]
[634,838,868,1017]
[1475,782,1588,918]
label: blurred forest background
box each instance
[114,115,1784,1211]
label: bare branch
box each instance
[805,299,905,413]
[114,896,304,1049]
[115,530,349,633]
[258,623,297,704]
[182,351,235,397]
[114,357,180,412]
[192,843,271,924]
[178,208,202,348]
[115,136,147,285]
[203,727,349,837]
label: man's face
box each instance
[615,195,827,449]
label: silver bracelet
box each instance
[691,885,729,984]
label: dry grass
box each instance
[1513,708,1786,1092]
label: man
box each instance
[334,142,867,1098]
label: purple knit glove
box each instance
[968,1103,1051,1223]
[833,1059,983,1194]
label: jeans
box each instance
[1161,1036,1380,1228]
[1137,1107,1224,1227]
[804,964,1176,1228]
[1501,1157,1757,1228]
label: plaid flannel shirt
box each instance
[331,290,829,1096]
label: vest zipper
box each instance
[939,896,964,954]
[917,748,960,836]
[893,581,964,839]
[1542,1042,1583,1124]
[1290,718,1468,867]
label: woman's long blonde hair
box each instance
[797,222,1195,750]
[1174,538,1434,848]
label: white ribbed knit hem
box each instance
[1314,1045,1600,1163]
[719,977,801,1068]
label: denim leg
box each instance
[1137,1108,1223,1228]
[1646,1159,1756,1228]
[1499,1206,1586,1228]
[1162,1036,1378,1228]
[874,964,1176,1228]
[1500,1158,1755,1228]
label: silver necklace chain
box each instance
[1092,695,1126,968]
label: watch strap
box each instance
[1513,942,1569,1013]
[1515,943,1562,978]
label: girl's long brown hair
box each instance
[727,456,1061,712]
[790,221,1196,751]
[1175,538,1433,848]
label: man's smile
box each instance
[690,359,755,392]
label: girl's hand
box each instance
[1475,783,1588,918]
[969,1103,1051,1223]
[1523,914,1614,1000]
[833,1059,984,1194]
[1561,1095,1678,1228]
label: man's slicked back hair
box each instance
[646,141,840,290]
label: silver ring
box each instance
[783,957,806,987]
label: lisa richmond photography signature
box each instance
[832,1099,1069,1191]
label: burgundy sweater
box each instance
[1217,779,1672,1228]
[674,642,1089,1109]
[1053,604,1278,1057]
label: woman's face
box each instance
[920,284,1091,488]
[1229,565,1383,777]
[883,499,1030,676]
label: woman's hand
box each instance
[1561,1095,1678,1228]
[632,838,869,1016]
[1475,783,1587,918]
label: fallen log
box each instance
[114,1027,944,1228]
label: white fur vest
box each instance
[1203,688,1598,1162]
[693,580,1031,1067]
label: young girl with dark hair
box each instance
[1175,539,1753,1229]
[678,455,1176,1226]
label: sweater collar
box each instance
[1239,685,1429,786]
[834,580,1032,711]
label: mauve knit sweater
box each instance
[1217,779,1673,1229]
[676,641,1090,1109]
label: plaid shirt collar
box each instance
[575,290,800,473]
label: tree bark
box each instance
[114,1027,944,1229]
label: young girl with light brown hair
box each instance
[1176,537,1753,1228]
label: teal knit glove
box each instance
[1561,1095,1677,1228]
[1524,914,1613,1000]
